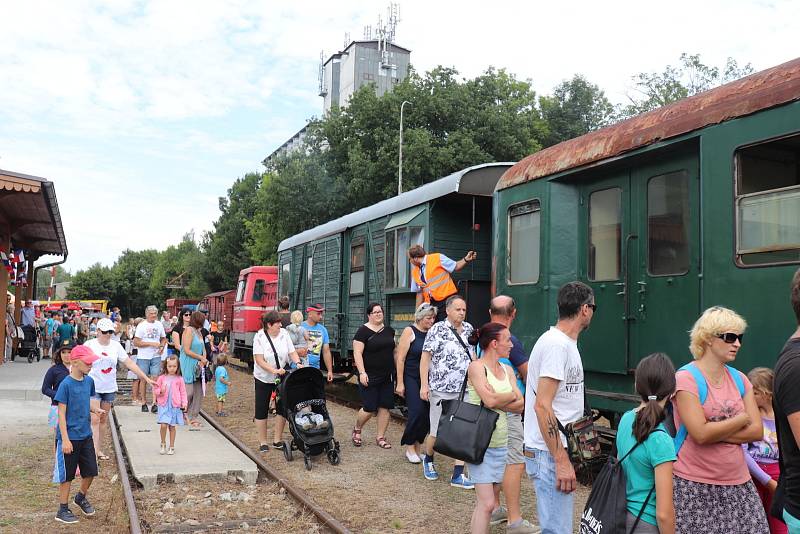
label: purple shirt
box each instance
[744,416,779,485]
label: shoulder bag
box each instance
[265,331,291,386]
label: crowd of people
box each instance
[29,243,800,533]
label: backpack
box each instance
[669,362,746,454]
[580,428,662,534]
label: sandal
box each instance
[376,436,392,449]
[97,452,110,461]
[351,427,362,447]
[189,420,203,428]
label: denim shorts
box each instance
[467,446,508,484]
[140,357,161,376]
[91,391,116,404]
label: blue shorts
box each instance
[53,437,98,483]
[140,357,162,377]
[91,392,116,404]
[467,446,508,484]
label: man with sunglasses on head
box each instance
[133,306,167,413]
[301,304,334,382]
[524,281,595,534]
[772,268,800,531]
[86,318,153,461]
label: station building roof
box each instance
[497,56,800,190]
[277,162,513,252]
[0,169,67,259]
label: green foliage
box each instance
[539,75,615,147]
[34,265,70,301]
[66,263,115,301]
[618,53,754,119]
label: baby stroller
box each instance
[277,366,340,470]
[16,325,40,363]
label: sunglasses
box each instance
[717,332,744,344]
[182,313,191,316]
[585,303,597,312]
[99,329,114,335]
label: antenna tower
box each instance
[318,50,327,96]
[378,2,400,69]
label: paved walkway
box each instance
[0,358,54,445]
[115,405,258,490]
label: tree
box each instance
[150,233,208,305]
[201,172,261,290]
[110,249,159,318]
[539,75,615,147]
[66,263,115,301]
[34,265,71,301]
[618,53,754,119]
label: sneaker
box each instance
[405,450,422,464]
[422,458,439,481]
[73,494,96,516]
[490,506,508,525]
[159,443,166,455]
[141,404,149,413]
[272,441,286,450]
[450,473,475,489]
[316,419,330,429]
[167,447,174,455]
[506,519,539,534]
[151,404,158,414]
[55,507,78,524]
[259,444,269,453]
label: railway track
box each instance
[110,406,353,533]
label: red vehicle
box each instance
[200,289,235,325]
[231,266,278,364]
[165,298,198,317]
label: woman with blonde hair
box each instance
[671,306,768,533]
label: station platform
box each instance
[0,357,50,400]
[115,405,258,490]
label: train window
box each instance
[736,135,800,265]
[507,200,541,284]
[588,188,622,281]
[235,276,247,302]
[384,227,424,289]
[280,263,291,298]
[306,257,313,295]
[252,279,265,301]
[647,171,690,275]
[350,243,366,295]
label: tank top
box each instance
[404,325,426,376]
[179,328,205,384]
[467,363,511,448]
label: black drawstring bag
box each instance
[580,430,661,534]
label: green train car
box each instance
[493,57,800,421]
[277,163,513,369]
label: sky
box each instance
[0,0,798,274]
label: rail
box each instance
[110,409,143,534]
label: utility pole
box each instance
[398,100,411,196]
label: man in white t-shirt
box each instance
[524,281,595,534]
[87,318,153,460]
[133,305,167,413]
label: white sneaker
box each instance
[159,443,166,455]
[405,450,422,464]
[167,447,174,456]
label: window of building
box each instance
[648,171,690,275]
[350,243,366,295]
[508,200,541,284]
[736,134,800,265]
[588,188,622,281]
[385,227,424,289]
[363,73,375,81]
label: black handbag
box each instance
[434,369,499,464]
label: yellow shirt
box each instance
[467,363,511,448]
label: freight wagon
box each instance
[200,289,235,324]
[494,57,800,422]
[277,163,513,369]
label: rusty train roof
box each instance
[497,56,800,190]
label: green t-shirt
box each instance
[56,323,74,341]
[615,409,676,526]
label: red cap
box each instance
[306,304,325,313]
[70,345,100,366]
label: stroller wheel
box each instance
[304,455,312,471]
[283,440,293,462]
[327,449,341,466]
[36,350,41,362]
[27,352,33,363]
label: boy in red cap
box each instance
[53,344,105,524]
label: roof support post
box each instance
[25,259,34,302]
[0,227,8,358]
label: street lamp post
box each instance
[398,100,411,196]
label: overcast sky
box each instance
[1,0,798,273]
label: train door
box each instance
[628,154,700,367]
[580,174,632,374]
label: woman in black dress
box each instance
[395,303,436,463]
[351,302,396,449]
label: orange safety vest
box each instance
[411,254,458,303]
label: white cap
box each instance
[97,318,115,331]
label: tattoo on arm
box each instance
[546,414,560,439]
